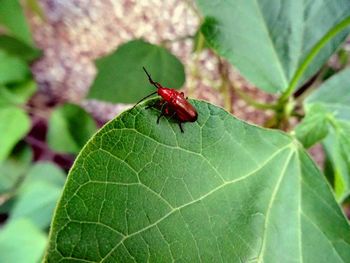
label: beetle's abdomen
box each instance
[171,96,198,122]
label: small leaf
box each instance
[0,0,34,45]
[0,50,30,85]
[44,100,350,262]
[323,120,350,201]
[303,68,350,201]
[88,39,185,103]
[0,144,32,194]
[306,68,350,121]
[192,29,209,53]
[47,103,97,154]
[0,80,37,106]
[0,219,47,263]
[11,162,66,229]
[0,35,41,62]
[0,106,31,162]
[294,104,329,148]
[197,0,350,93]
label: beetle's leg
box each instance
[157,102,168,124]
[163,111,184,133]
[146,100,160,109]
[178,122,184,133]
[157,112,164,124]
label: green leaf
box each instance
[0,144,32,194]
[0,50,30,85]
[45,100,350,262]
[197,0,350,93]
[0,0,34,45]
[303,68,350,201]
[88,39,185,103]
[11,162,66,229]
[323,120,350,202]
[0,219,47,263]
[0,80,37,106]
[47,103,97,154]
[306,68,350,121]
[0,35,41,62]
[294,104,329,148]
[193,29,209,53]
[0,106,30,162]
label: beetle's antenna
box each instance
[132,91,158,110]
[132,67,160,109]
[143,66,161,89]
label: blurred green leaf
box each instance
[303,68,350,201]
[306,68,350,121]
[0,144,32,194]
[0,106,31,162]
[88,39,185,103]
[45,100,350,262]
[47,103,97,154]
[0,80,37,106]
[323,120,350,202]
[197,0,350,93]
[11,162,66,229]
[192,29,208,53]
[0,219,47,263]
[294,104,329,148]
[0,50,30,85]
[0,0,33,45]
[19,162,66,191]
[0,35,41,62]
[0,197,15,214]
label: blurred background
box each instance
[0,1,349,262]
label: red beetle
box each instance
[133,67,198,133]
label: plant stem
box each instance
[279,16,350,103]
[161,34,195,46]
[234,88,277,110]
[217,57,234,113]
[189,31,205,97]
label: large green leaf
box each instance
[0,219,47,263]
[0,0,33,45]
[197,0,350,93]
[45,100,350,262]
[0,106,30,162]
[47,103,97,154]
[88,39,185,103]
[11,162,66,229]
[0,50,30,85]
[301,68,350,201]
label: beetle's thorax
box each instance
[157,87,174,101]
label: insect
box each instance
[133,67,198,133]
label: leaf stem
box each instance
[188,31,205,96]
[234,88,277,110]
[217,57,233,113]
